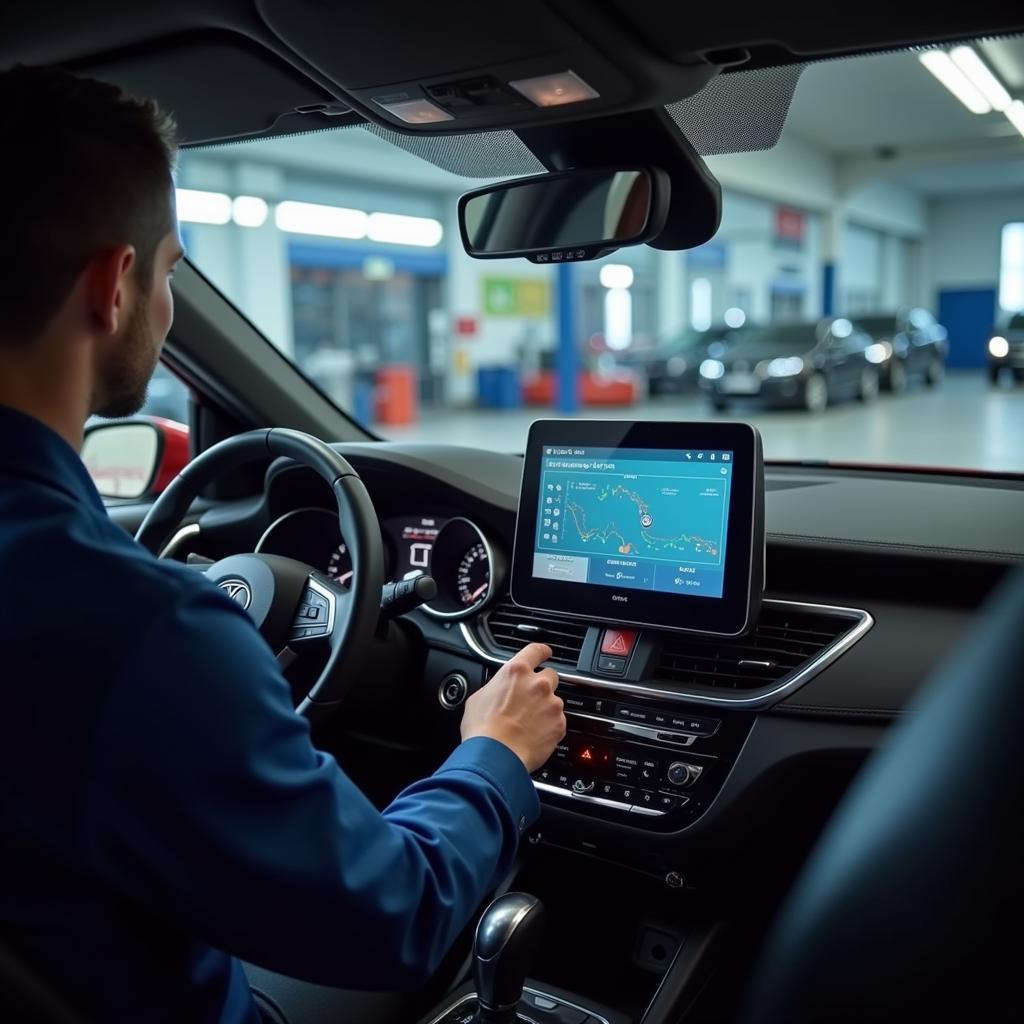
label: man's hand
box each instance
[461,643,565,773]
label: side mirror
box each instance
[82,418,190,500]
[458,167,669,263]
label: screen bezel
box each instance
[510,420,763,637]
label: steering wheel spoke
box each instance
[288,574,350,650]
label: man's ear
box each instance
[86,244,137,336]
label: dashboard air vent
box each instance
[655,605,854,691]
[483,600,588,666]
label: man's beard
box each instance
[92,296,160,419]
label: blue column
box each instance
[822,262,836,317]
[556,262,579,413]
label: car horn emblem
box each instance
[218,578,252,610]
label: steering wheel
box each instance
[135,428,385,721]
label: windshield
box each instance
[177,39,1024,473]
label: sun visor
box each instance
[74,32,342,145]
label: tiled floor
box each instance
[381,372,1024,473]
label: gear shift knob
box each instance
[473,892,544,1023]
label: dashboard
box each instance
[157,441,1022,889]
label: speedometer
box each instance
[456,542,490,608]
[423,518,503,619]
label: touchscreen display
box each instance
[533,446,733,600]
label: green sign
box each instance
[483,277,550,317]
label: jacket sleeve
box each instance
[79,586,539,988]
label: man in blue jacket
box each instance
[0,65,565,1023]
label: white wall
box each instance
[927,193,1024,298]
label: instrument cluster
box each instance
[256,509,501,618]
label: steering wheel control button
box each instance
[600,628,638,656]
[438,673,469,709]
[596,655,627,675]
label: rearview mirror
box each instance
[82,418,190,500]
[458,167,669,263]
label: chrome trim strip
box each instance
[566,711,697,745]
[523,988,610,1024]
[158,523,200,560]
[462,598,874,711]
[421,988,609,1024]
[534,780,665,816]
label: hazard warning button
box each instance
[600,628,638,657]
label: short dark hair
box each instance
[0,65,178,346]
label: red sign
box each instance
[774,207,805,243]
[455,316,478,337]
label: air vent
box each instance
[483,600,588,666]
[655,605,855,691]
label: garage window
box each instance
[1001,223,1024,313]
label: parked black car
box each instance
[700,317,878,413]
[616,325,735,396]
[987,312,1024,385]
[857,308,948,392]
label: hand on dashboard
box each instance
[460,643,565,773]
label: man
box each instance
[0,65,565,1023]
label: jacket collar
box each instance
[0,404,106,514]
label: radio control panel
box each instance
[532,684,753,830]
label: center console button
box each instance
[554,771,572,789]
[571,778,595,794]
[656,794,686,811]
[634,789,659,809]
[596,655,626,675]
[615,704,651,724]
[553,741,570,761]
[638,757,660,782]
[562,693,595,713]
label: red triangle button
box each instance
[601,628,637,656]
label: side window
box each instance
[141,363,190,425]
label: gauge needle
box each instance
[338,571,353,585]
[469,582,488,601]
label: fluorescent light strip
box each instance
[918,51,991,114]
[366,212,443,247]
[175,188,232,225]
[1006,100,1024,139]
[232,195,268,228]
[950,46,1011,111]
[275,200,368,239]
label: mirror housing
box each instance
[82,417,190,500]
[458,166,670,263]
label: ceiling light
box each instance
[919,51,991,114]
[231,195,268,228]
[275,201,367,239]
[950,46,1011,111]
[508,70,599,108]
[1005,100,1024,139]
[599,263,634,289]
[367,212,443,247]
[175,188,231,225]
[374,97,453,124]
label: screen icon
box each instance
[722,453,731,461]
[710,453,716,461]
[697,452,704,460]
[685,452,692,460]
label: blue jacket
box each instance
[0,404,538,1023]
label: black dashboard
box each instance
[159,442,1023,889]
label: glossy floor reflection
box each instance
[383,372,1023,473]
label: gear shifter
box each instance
[472,893,545,1024]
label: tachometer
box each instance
[326,542,353,586]
[423,518,504,619]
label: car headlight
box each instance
[864,342,890,364]
[766,356,804,377]
[700,359,725,380]
[989,336,1009,359]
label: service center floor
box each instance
[383,372,1023,474]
